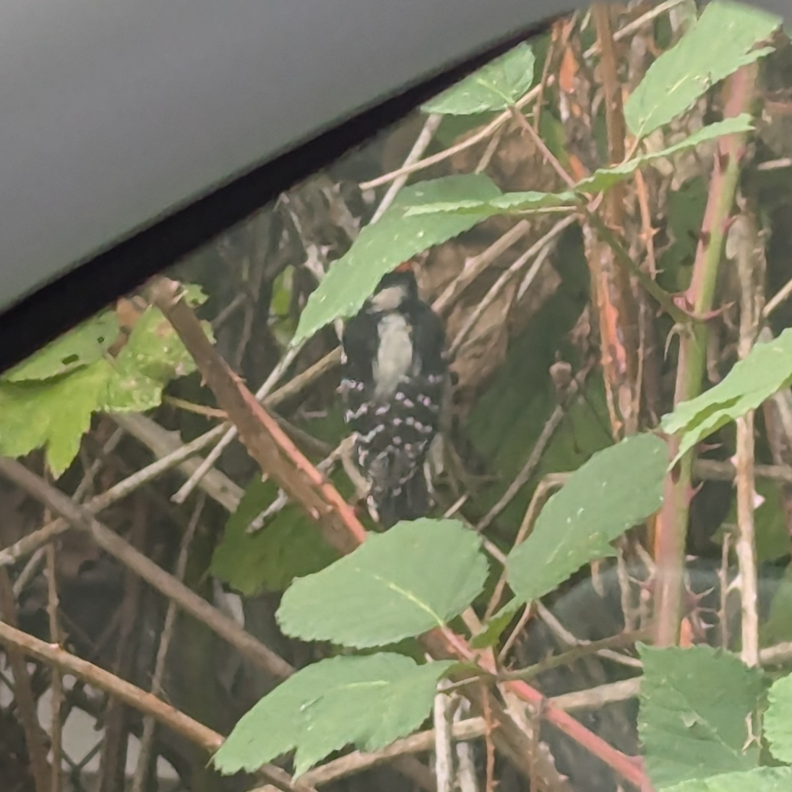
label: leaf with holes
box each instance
[3,312,119,382]
[277,519,488,647]
[0,281,213,471]
[422,43,536,114]
[506,433,666,605]
[625,1,780,138]
[639,644,765,789]
[764,671,792,764]
[213,653,454,776]
[662,328,792,463]
[292,175,500,343]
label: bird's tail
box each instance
[370,472,430,529]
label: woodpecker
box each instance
[340,264,446,528]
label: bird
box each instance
[339,263,447,528]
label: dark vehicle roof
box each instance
[0,0,787,370]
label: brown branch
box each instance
[0,457,294,680]
[143,282,648,788]
[0,616,220,741]
[46,542,64,792]
[0,570,52,792]
[0,619,323,792]
[149,276,366,553]
[500,631,647,683]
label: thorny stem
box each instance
[653,67,756,646]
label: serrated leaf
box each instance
[213,654,454,776]
[0,360,109,476]
[764,671,792,764]
[662,768,792,792]
[422,43,535,115]
[638,644,765,788]
[506,434,666,604]
[292,175,500,343]
[576,117,754,193]
[661,328,792,463]
[277,519,489,648]
[211,478,339,595]
[625,1,780,138]
[403,190,579,217]
[3,312,119,382]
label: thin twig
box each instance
[510,106,576,188]
[549,678,641,713]
[172,341,306,504]
[764,271,792,317]
[360,82,550,191]
[131,494,205,792]
[0,570,51,792]
[477,364,594,532]
[1,426,237,569]
[500,631,646,683]
[449,217,575,356]
[536,603,643,671]
[432,221,535,316]
[46,541,64,792]
[695,458,792,484]
[248,719,487,789]
[371,114,443,222]
[583,0,689,58]
[485,475,566,620]
[0,457,294,680]
[433,679,455,792]
[149,277,367,551]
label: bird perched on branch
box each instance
[340,263,447,528]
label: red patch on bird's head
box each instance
[394,261,413,273]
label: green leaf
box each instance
[401,119,752,219]
[403,190,579,217]
[277,519,489,648]
[764,671,792,764]
[0,281,212,471]
[3,312,119,382]
[661,328,792,463]
[638,644,765,789]
[625,1,780,138]
[471,600,522,649]
[662,768,792,792]
[116,307,202,383]
[211,478,339,595]
[292,175,501,343]
[0,361,109,476]
[760,568,792,646]
[213,654,454,776]
[422,43,536,115]
[99,305,213,413]
[576,117,755,193]
[506,433,666,604]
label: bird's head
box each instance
[367,262,418,312]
